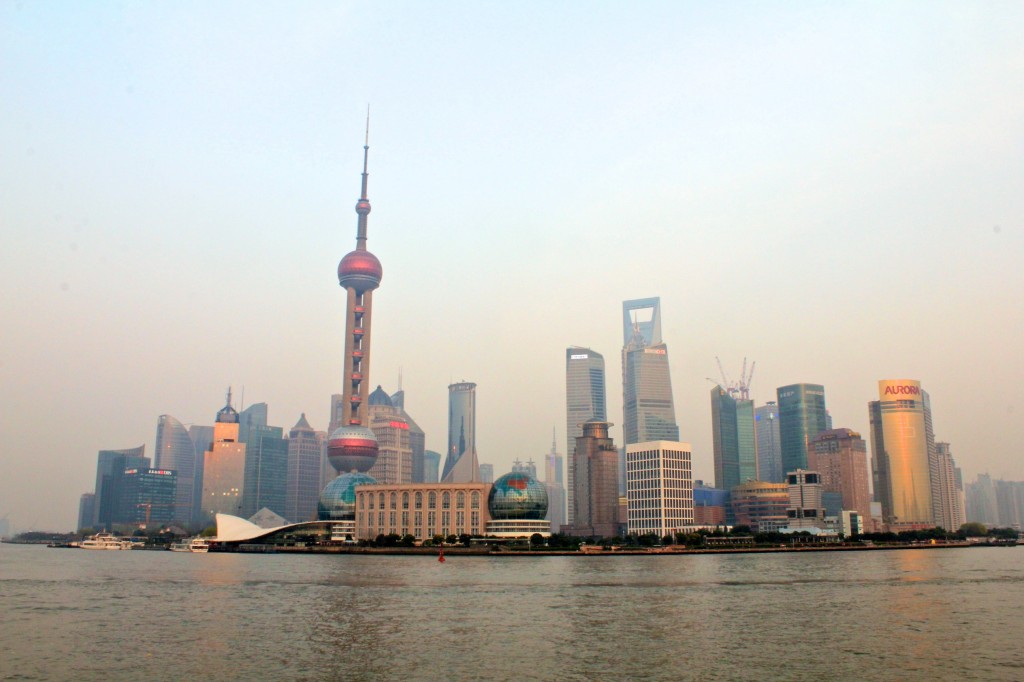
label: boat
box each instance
[169,539,191,552]
[189,537,210,553]
[80,532,133,550]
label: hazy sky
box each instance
[2,2,1022,531]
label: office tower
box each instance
[693,481,729,526]
[478,463,494,483]
[565,347,607,524]
[994,480,1024,528]
[965,474,998,525]
[423,450,441,483]
[777,383,828,475]
[755,402,783,483]
[187,424,214,526]
[240,424,288,519]
[869,379,934,530]
[785,469,826,530]
[115,468,178,527]
[367,386,413,484]
[239,402,268,444]
[625,441,694,537]
[711,386,756,490]
[443,381,479,483]
[391,386,426,483]
[730,481,789,532]
[326,124,383,480]
[288,414,324,522]
[156,416,198,526]
[810,428,872,522]
[544,433,566,532]
[200,391,247,523]
[933,442,965,531]
[568,420,620,538]
[93,446,148,529]
[77,493,95,532]
[512,459,538,478]
[622,298,679,447]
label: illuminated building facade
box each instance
[869,379,934,530]
[565,347,607,524]
[443,381,479,483]
[367,386,413,484]
[201,392,247,523]
[777,383,828,475]
[810,428,872,522]
[625,441,694,537]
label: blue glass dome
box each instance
[488,472,548,520]
[318,472,377,521]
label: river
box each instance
[1,543,1022,680]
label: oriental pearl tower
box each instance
[326,119,382,479]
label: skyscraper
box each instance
[478,463,494,483]
[809,428,872,523]
[622,297,679,446]
[77,493,95,532]
[565,347,607,524]
[238,402,268,444]
[443,381,479,483]
[710,386,756,490]
[625,441,694,537]
[93,445,148,530]
[544,432,566,532]
[933,442,966,532]
[777,383,828,475]
[155,416,197,527]
[367,386,413,484]
[422,450,441,483]
[755,402,783,483]
[116,468,178,528]
[869,379,934,530]
[187,424,214,526]
[240,423,288,519]
[326,122,383,481]
[200,391,247,523]
[391,386,426,483]
[288,414,324,523]
[567,420,620,538]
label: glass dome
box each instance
[488,472,548,520]
[318,472,377,521]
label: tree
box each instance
[200,525,217,537]
[958,522,987,538]
[529,533,544,547]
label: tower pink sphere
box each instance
[328,425,379,473]
[337,250,382,292]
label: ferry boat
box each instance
[80,532,133,550]
[169,537,211,553]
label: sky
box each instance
[2,2,1022,531]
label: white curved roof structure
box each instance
[215,513,290,542]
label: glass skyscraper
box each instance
[621,298,679,447]
[443,381,478,483]
[777,384,828,476]
[565,347,606,525]
[755,402,783,483]
[93,446,148,530]
[155,416,197,527]
[240,423,288,519]
[711,386,756,490]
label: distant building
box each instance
[367,386,413,484]
[478,463,494,483]
[785,469,826,530]
[693,481,729,526]
[566,420,620,538]
[565,347,607,525]
[390,387,426,483]
[869,379,935,530]
[543,433,566,533]
[115,467,178,527]
[730,481,788,533]
[443,382,479,483]
[777,383,828,475]
[625,441,693,537]
[933,442,966,532]
[622,298,680,447]
[238,402,268,444]
[93,446,148,530]
[511,459,538,479]
[755,402,783,483]
[240,424,288,519]
[711,386,756,490]
[187,424,214,526]
[287,414,324,523]
[809,428,872,522]
[77,493,95,532]
[966,473,999,526]
[356,482,491,541]
[156,414,198,527]
[201,392,246,524]
[422,450,441,484]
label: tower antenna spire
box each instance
[354,105,372,249]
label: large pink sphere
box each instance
[337,250,382,292]
[328,425,379,473]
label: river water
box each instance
[1,544,1022,681]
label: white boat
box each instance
[80,532,133,550]
[189,537,210,553]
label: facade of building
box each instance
[625,441,694,537]
[869,379,934,530]
[693,481,729,526]
[355,482,491,541]
[544,435,566,533]
[115,467,178,527]
[93,446,148,530]
[390,388,426,483]
[155,415,198,527]
[422,450,441,483]
[366,386,413,484]
[443,381,479,483]
[240,424,288,519]
[565,347,607,525]
[622,298,679,447]
[566,420,620,538]
[238,402,268,444]
[730,481,789,532]
[933,442,965,531]
[478,463,494,483]
[785,469,826,530]
[187,424,214,526]
[809,428,872,522]
[965,473,1000,526]
[201,394,246,524]
[288,414,325,523]
[487,472,551,537]
[777,383,828,476]
[711,386,756,490]
[755,402,783,483]
[77,493,95,532]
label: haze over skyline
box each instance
[2,2,1022,530]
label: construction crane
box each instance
[713,357,757,400]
